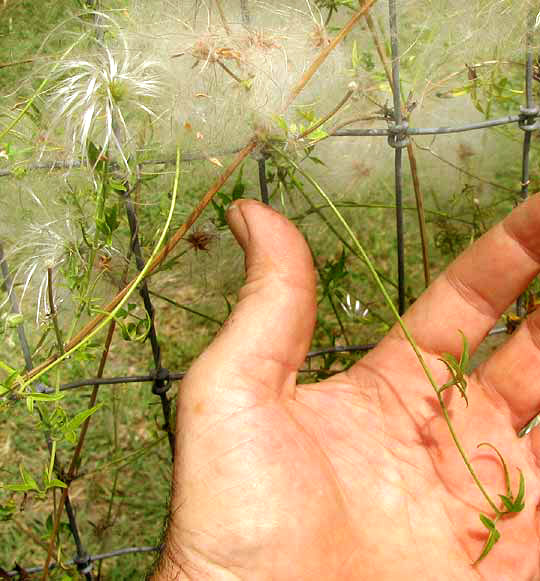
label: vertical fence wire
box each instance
[388,0,406,314]
[517,8,538,317]
[258,157,270,205]
[123,177,175,458]
[520,10,535,201]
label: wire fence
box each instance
[1,1,538,578]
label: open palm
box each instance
[154,198,540,580]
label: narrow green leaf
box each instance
[438,355,468,406]
[440,353,460,371]
[19,464,39,491]
[27,393,65,403]
[45,478,67,490]
[6,314,24,328]
[513,470,525,511]
[475,516,501,564]
[458,329,470,369]
[479,513,495,530]
[3,483,34,492]
[498,494,515,512]
[64,403,103,434]
[64,431,76,445]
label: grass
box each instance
[0,0,536,578]
[0,0,80,91]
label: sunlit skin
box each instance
[153,197,540,580]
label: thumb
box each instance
[184,199,316,405]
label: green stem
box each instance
[327,290,351,344]
[287,169,398,294]
[274,147,500,513]
[47,267,64,356]
[48,440,56,483]
[66,164,108,342]
[438,395,500,514]
[149,291,223,326]
[80,435,167,478]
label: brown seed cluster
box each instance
[185,228,215,252]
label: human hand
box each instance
[153,197,540,580]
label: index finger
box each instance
[378,193,540,360]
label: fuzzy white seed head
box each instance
[45,23,163,171]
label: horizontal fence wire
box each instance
[0,149,243,178]
[2,113,537,178]
[333,113,536,137]
[3,546,160,578]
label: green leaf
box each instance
[3,483,35,492]
[438,334,469,406]
[64,431,77,445]
[64,403,103,434]
[511,470,525,512]
[275,115,288,133]
[45,478,67,490]
[498,494,516,512]
[231,167,246,200]
[109,178,127,193]
[27,392,65,403]
[479,513,495,530]
[307,128,328,141]
[87,141,105,170]
[440,352,460,372]
[26,392,65,413]
[0,368,21,395]
[475,514,501,564]
[477,443,525,513]
[458,329,470,369]
[307,155,325,166]
[20,464,39,491]
[6,314,24,328]
[3,464,40,492]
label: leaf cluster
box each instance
[475,442,525,563]
[211,168,246,228]
[438,330,469,405]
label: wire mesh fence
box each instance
[0,0,538,578]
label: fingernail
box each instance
[226,201,250,250]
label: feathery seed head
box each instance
[46,22,162,171]
[0,191,83,323]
